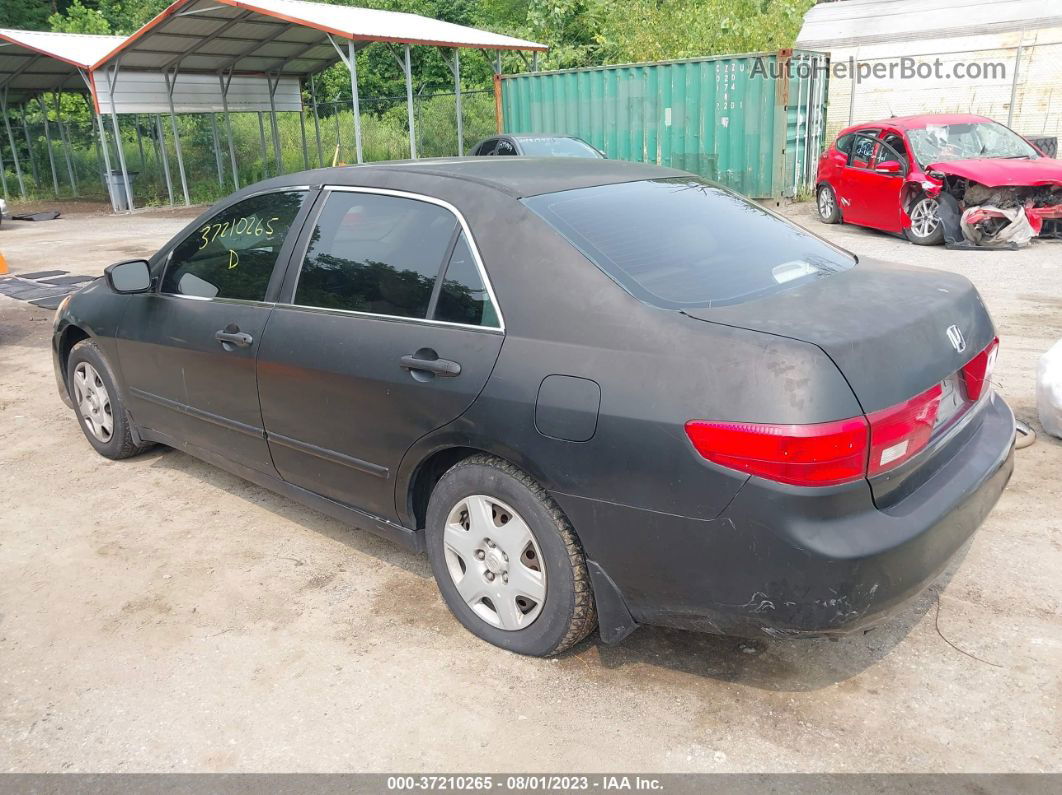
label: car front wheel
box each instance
[66,339,151,460]
[425,454,597,656]
[905,196,945,245]
[817,184,841,224]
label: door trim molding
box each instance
[128,387,264,438]
[267,431,389,479]
[129,388,390,479]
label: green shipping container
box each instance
[501,50,829,199]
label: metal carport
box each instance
[0,29,126,204]
[92,0,547,210]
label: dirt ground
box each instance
[0,199,1059,773]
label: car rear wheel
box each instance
[816,185,841,224]
[905,196,945,245]
[67,339,151,460]
[425,454,597,656]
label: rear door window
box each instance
[293,191,458,319]
[524,178,855,309]
[517,136,602,158]
[162,190,307,301]
[432,232,499,327]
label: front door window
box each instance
[162,191,307,301]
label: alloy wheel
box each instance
[73,362,113,443]
[443,495,546,631]
[910,197,941,239]
[818,187,835,219]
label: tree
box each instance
[598,0,815,64]
[48,0,112,34]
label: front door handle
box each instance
[215,328,253,348]
[400,351,461,378]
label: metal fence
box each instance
[0,89,495,208]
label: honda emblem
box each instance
[946,325,966,354]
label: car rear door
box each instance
[256,187,504,522]
[116,189,313,475]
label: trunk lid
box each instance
[683,258,997,504]
[683,258,994,414]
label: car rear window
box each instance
[523,178,856,309]
[516,137,602,158]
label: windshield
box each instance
[907,121,1039,164]
[524,178,855,309]
[516,137,603,158]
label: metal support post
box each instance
[310,73,323,167]
[155,114,174,206]
[163,68,190,206]
[0,89,26,198]
[55,92,78,194]
[106,64,133,210]
[209,112,225,188]
[37,96,60,196]
[218,70,240,190]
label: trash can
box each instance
[105,170,138,211]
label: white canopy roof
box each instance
[96,0,546,76]
[0,29,126,101]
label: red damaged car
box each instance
[815,113,1062,247]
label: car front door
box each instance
[117,189,313,474]
[837,131,907,231]
[256,187,504,521]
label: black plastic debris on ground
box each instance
[29,295,71,310]
[39,274,94,286]
[11,210,61,222]
[0,270,91,310]
[16,270,67,280]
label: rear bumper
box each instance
[555,392,1015,638]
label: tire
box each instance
[904,196,945,245]
[816,184,841,224]
[425,454,597,656]
[66,339,151,460]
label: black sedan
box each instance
[470,133,604,158]
[52,158,1014,656]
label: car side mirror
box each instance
[875,160,903,175]
[105,259,152,294]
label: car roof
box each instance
[263,157,687,199]
[507,134,586,141]
[840,114,993,135]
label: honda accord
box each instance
[52,158,1014,656]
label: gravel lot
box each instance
[0,198,1059,773]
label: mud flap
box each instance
[586,560,638,644]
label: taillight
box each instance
[961,337,999,402]
[688,339,1000,486]
[683,418,869,487]
[866,383,943,476]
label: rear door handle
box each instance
[400,353,461,377]
[215,329,253,348]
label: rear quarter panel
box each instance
[394,194,863,531]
